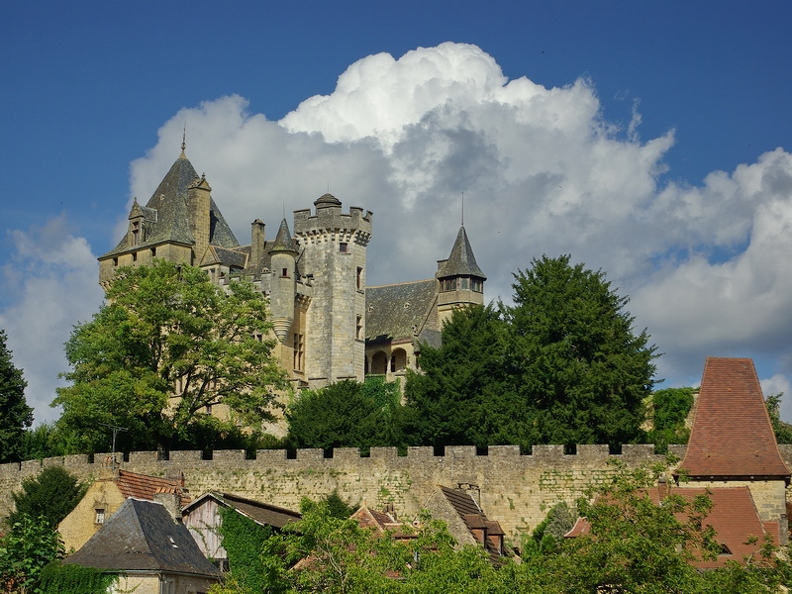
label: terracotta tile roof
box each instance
[438,486,504,561]
[116,470,191,507]
[678,357,790,480]
[565,486,775,568]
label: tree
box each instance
[8,466,86,529]
[286,378,405,452]
[0,329,33,463]
[0,513,64,593]
[507,255,656,446]
[765,393,792,444]
[648,387,695,453]
[404,304,516,448]
[53,261,289,453]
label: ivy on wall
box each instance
[218,505,273,592]
[38,562,117,594]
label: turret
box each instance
[269,219,299,343]
[187,174,212,265]
[436,226,486,325]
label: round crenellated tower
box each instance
[293,193,373,386]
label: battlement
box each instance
[293,205,373,241]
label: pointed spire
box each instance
[270,219,298,254]
[438,226,486,280]
[180,122,187,158]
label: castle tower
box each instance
[269,219,299,343]
[436,226,486,325]
[294,194,373,386]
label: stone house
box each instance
[58,468,189,553]
[63,497,220,594]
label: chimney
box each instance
[251,219,265,266]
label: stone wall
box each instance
[3,444,791,544]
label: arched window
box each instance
[371,351,388,375]
[391,348,407,372]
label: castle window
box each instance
[131,221,140,246]
[132,251,137,262]
[356,267,363,290]
[461,277,469,290]
[95,508,105,524]
[356,315,363,340]
[339,242,349,253]
[293,333,304,371]
[472,279,483,292]
[151,247,156,257]
[442,279,456,291]
[282,268,288,277]
[112,257,118,267]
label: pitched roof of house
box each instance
[63,498,221,577]
[116,470,191,507]
[101,152,240,258]
[365,279,438,344]
[678,357,790,480]
[437,485,504,562]
[436,226,486,280]
[566,486,775,568]
[182,492,301,529]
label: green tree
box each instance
[0,329,33,463]
[8,466,86,529]
[507,255,656,447]
[765,393,792,444]
[404,304,515,448]
[53,260,289,453]
[286,378,405,452]
[648,387,695,453]
[0,513,64,593]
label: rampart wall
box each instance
[3,444,792,543]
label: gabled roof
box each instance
[101,153,240,258]
[64,498,220,577]
[678,357,790,480]
[436,226,486,280]
[116,470,191,507]
[351,505,413,539]
[566,486,775,568]
[182,492,301,529]
[365,279,438,344]
[437,486,504,562]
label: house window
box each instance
[95,508,105,524]
[339,242,348,253]
[293,333,304,371]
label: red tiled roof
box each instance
[678,357,790,480]
[116,470,191,507]
[566,486,775,568]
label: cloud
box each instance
[0,216,103,424]
[27,41,792,423]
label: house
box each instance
[58,468,190,552]
[63,498,220,594]
[97,144,485,403]
[422,484,506,561]
[181,491,301,569]
[567,357,791,567]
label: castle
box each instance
[98,142,486,390]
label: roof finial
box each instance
[461,192,465,227]
[180,121,187,157]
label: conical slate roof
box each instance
[63,498,220,577]
[101,153,240,258]
[678,357,790,481]
[314,192,342,209]
[437,226,486,280]
[270,218,299,254]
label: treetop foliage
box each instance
[406,255,657,449]
[8,466,86,529]
[53,260,289,453]
[0,328,33,463]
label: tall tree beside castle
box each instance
[0,329,33,463]
[54,261,288,452]
[406,255,656,449]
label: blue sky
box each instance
[2,1,792,424]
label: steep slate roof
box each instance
[566,486,775,568]
[116,470,191,507]
[270,219,299,254]
[182,492,301,529]
[678,357,790,480]
[438,485,504,562]
[101,153,240,258]
[64,498,220,578]
[436,226,486,280]
[365,280,438,344]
